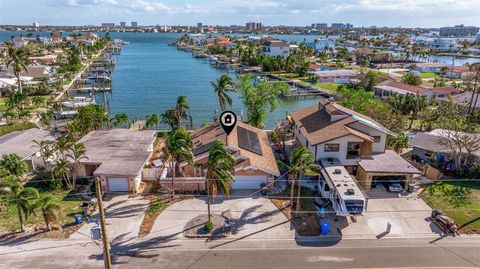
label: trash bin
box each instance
[321,221,329,235]
[74,214,83,225]
[260,183,268,196]
[318,207,325,218]
[407,183,415,193]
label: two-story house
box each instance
[290,99,419,190]
[262,40,290,58]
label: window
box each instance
[373,136,381,143]
[346,142,361,159]
[324,143,340,152]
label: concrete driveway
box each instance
[70,194,148,242]
[339,197,443,238]
[147,191,294,240]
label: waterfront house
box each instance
[2,65,54,81]
[290,99,419,190]
[0,128,55,173]
[29,54,58,65]
[373,81,459,101]
[177,121,280,191]
[262,40,290,58]
[214,37,231,47]
[309,70,360,84]
[76,129,156,192]
[405,63,449,74]
[431,38,458,52]
[306,38,335,51]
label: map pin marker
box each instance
[220,111,237,136]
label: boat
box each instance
[61,96,95,108]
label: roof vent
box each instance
[346,188,355,195]
[333,168,341,174]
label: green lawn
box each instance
[422,181,480,234]
[0,122,38,136]
[315,83,341,92]
[419,72,440,78]
[0,190,83,233]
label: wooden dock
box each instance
[255,72,332,98]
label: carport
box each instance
[356,150,420,190]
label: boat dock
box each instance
[256,72,332,98]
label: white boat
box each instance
[61,96,95,108]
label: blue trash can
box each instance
[319,207,325,218]
[75,214,83,225]
[321,221,329,235]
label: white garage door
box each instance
[232,176,267,190]
[108,178,129,192]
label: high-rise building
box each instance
[131,21,138,27]
[311,23,328,29]
[246,22,262,31]
[101,23,115,29]
[120,21,126,27]
[33,22,40,28]
[440,24,479,37]
[197,22,203,28]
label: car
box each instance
[388,183,403,192]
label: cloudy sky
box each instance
[1,0,479,27]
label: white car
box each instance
[388,183,403,192]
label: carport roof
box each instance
[357,150,420,174]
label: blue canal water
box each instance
[2,30,480,128]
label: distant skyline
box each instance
[1,0,480,28]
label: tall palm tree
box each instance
[174,96,190,129]
[196,141,236,222]
[35,194,61,231]
[161,108,178,130]
[0,153,28,179]
[8,183,39,232]
[210,75,234,111]
[65,143,88,190]
[55,136,73,158]
[278,146,319,212]
[31,139,54,172]
[6,42,30,94]
[53,158,72,189]
[145,114,159,129]
[165,129,194,197]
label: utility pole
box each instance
[95,177,112,269]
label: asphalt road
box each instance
[2,236,480,269]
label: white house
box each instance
[405,63,449,74]
[431,38,458,52]
[262,40,290,58]
[310,70,360,84]
[373,81,459,101]
[290,99,418,190]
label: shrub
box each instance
[204,220,214,232]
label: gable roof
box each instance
[78,129,156,177]
[189,121,280,176]
[290,100,392,145]
[0,128,54,160]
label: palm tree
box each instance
[31,96,45,108]
[31,139,54,172]
[112,113,129,128]
[278,146,319,212]
[210,75,234,111]
[53,158,72,189]
[161,108,178,130]
[0,153,28,179]
[65,143,88,190]
[165,129,194,197]
[174,96,190,129]
[55,136,73,158]
[35,194,61,231]
[196,141,236,222]
[8,183,39,232]
[145,114,159,129]
[6,42,30,94]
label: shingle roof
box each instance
[190,121,280,176]
[78,129,156,177]
[0,128,54,160]
[290,101,387,145]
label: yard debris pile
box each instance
[430,210,459,235]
